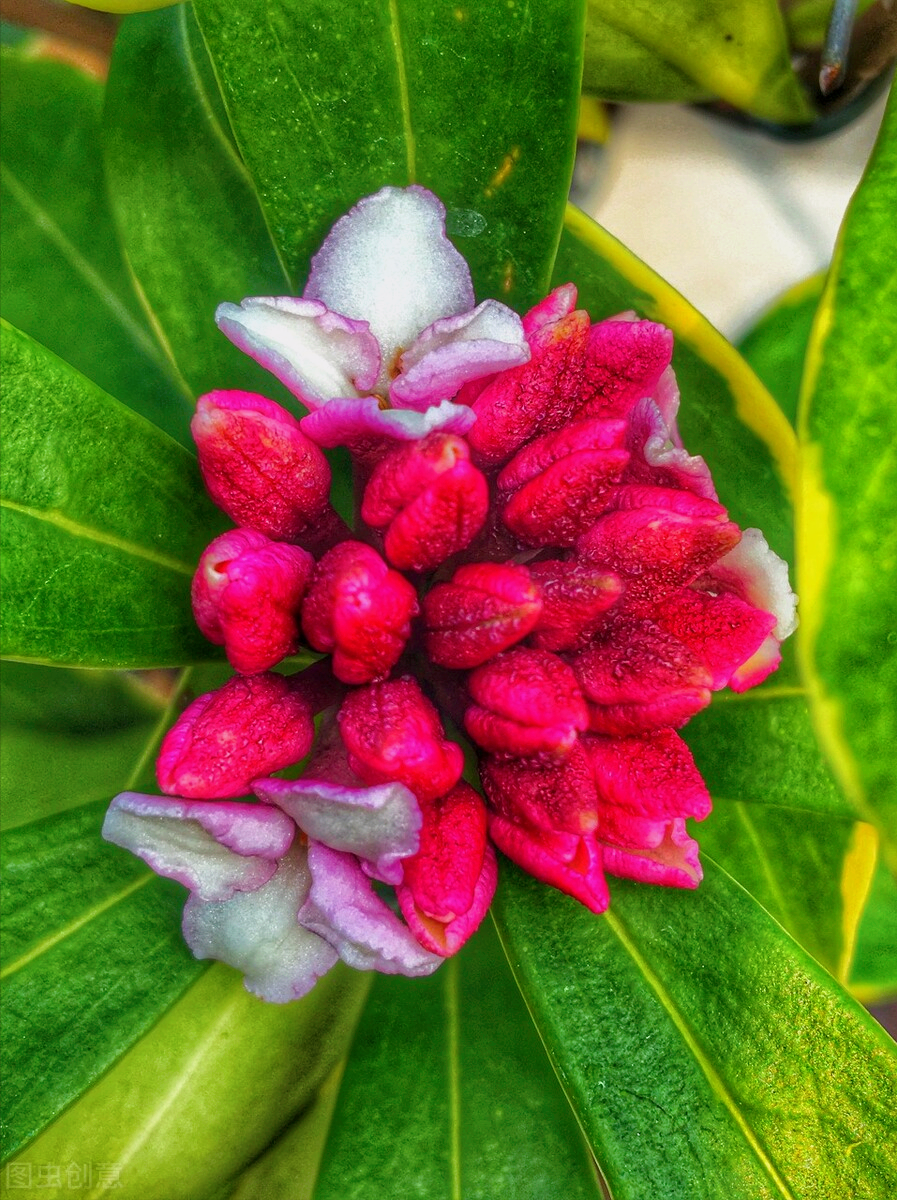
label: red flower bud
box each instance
[396,782,497,956]
[464,648,588,757]
[301,541,418,685]
[576,499,741,607]
[157,673,315,799]
[361,433,488,571]
[497,418,630,546]
[423,562,542,668]
[571,612,712,736]
[527,559,622,651]
[192,529,313,674]
[480,740,599,836]
[338,678,464,803]
[192,390,332,542]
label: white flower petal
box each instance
[216,296,380,408]
[304,187,474,374]
[102,793,294,902]
[183,844,337,1003]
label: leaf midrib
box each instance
[0,499,194,576]
[0,163,173,379]
[604,906,798,1200]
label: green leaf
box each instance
[6,963,371,1198]
[0,49,192,443]
[697,800,876,979]
[0,723,158,831]
[191,0,586,313]
[850,854,897,1003]
[583,0,813,122]
[738,273,825,427]
[796,83,897,870]
[494,858,897,1199]
[682,645,852,818]
[1,800,207,1159]
[1,321,225,667]
[0,661,163,733]
[103,6,294,401]
[583,10,709,103]
[312,919,600,1199]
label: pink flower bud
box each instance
[192,390,332,541]
[396,782,497,955]
[192,529,314,674]
[480,740,599,836]
[527,559,622,651]
[581,731,711,888]
[361,433,489,571]
[576,498,741,607]
[423,562,542,668]
[157,673,315,799]
[488,810,610,914]
[571,611,713,735]
[497,418,630,546]
[464,648,588,757]
[468,310,672,469]
[654,588,777,692]
[301,541,418,685]
[338,678,464,803]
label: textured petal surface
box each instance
[182,844,338,1002]
[301,541,418,684]
[102,793,295,901]
[339,678,464,803]
[157,674,315,799]
[300,843,442,975]
[304,186,474,380]
[489,814,610,914]
[192,391,332,541]
[192,530,313,674]
[215,296,380,406]
[423,562,543,668]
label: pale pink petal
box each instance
[254,774,421,885]
[215,296,380,408]
[183,844,338,1002]
[391,300,529,410]
[300,397,476,448]
[102,792,294,902]
[300,843,442,976]
[304,186,474,377]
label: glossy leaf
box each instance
[103,6,293,401]
[796,83,897,869]
[0,660,163,734]
[698,800,876,979]
[6,963,371,1199]
[683,645,852,817]
[738,273,825,426]
[1,321,225,667]
[582,0,813,122]
[313,919,600,1200]
[494,858,897,1199]
[0,723,158,831]
[850,856,897,1003]
[1,799,206,1159]
[583,10,709,103]
[553,203,797,567]
[0,49,191,442]
[192,0,586,313]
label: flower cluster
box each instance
[104,187,796,1002]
